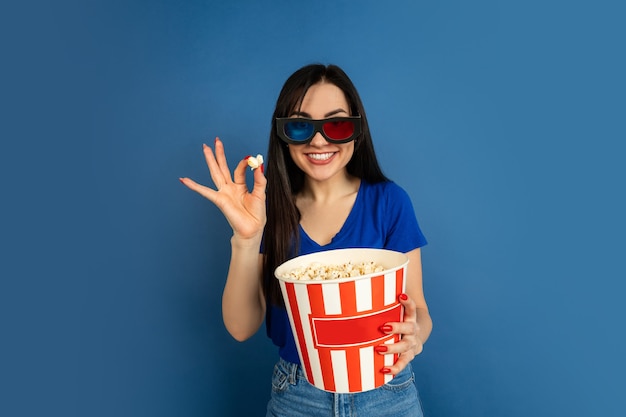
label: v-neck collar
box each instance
[298,180,364,248]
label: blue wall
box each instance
[2,1,624,416]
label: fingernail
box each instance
[379,325,393,333]
[203,143,208,149]
[260,163,264,173]
[179,178,185,185]
[399,293,408,301]
[380,368,392,374]
[243,155,251,161]
[374,345,388,353]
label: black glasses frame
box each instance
[275,116,362,144]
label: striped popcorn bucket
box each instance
[275,248,408,393]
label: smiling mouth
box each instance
[306,152,335,161]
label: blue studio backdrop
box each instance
[1,1,624,416]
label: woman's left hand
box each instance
[377,293,424,375]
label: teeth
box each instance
[308,152,334,161]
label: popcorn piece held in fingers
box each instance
[247,154,264,170]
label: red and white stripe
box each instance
[280,267,405,393]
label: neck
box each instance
[300,172,360,203]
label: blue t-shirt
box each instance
[266,180,427,364]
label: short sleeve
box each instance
[383,182,427,253]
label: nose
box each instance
[309,131,329,147]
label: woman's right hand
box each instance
[179,137,267,241]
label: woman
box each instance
[180,64,432,416]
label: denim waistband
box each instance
[275,355,416,389]
[276,357,301,385]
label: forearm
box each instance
[415,307,432,346]
[221,235,265,341]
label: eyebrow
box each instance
[289,108,349,118]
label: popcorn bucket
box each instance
[274,248,408,393]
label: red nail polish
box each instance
[399,293,408,301]
[379,325,393,333]
[380,368,392,374]
[260,163,264,173]
[243,155,251,161]
[179,178,185,185]
[374,345,388,353]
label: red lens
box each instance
[322,120,355,140]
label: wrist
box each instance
[230,233,262,249]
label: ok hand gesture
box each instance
[180,138,267,241]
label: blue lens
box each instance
[284,121,314,141]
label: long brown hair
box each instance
[262,64,389,306]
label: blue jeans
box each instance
[266,357,424,417]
